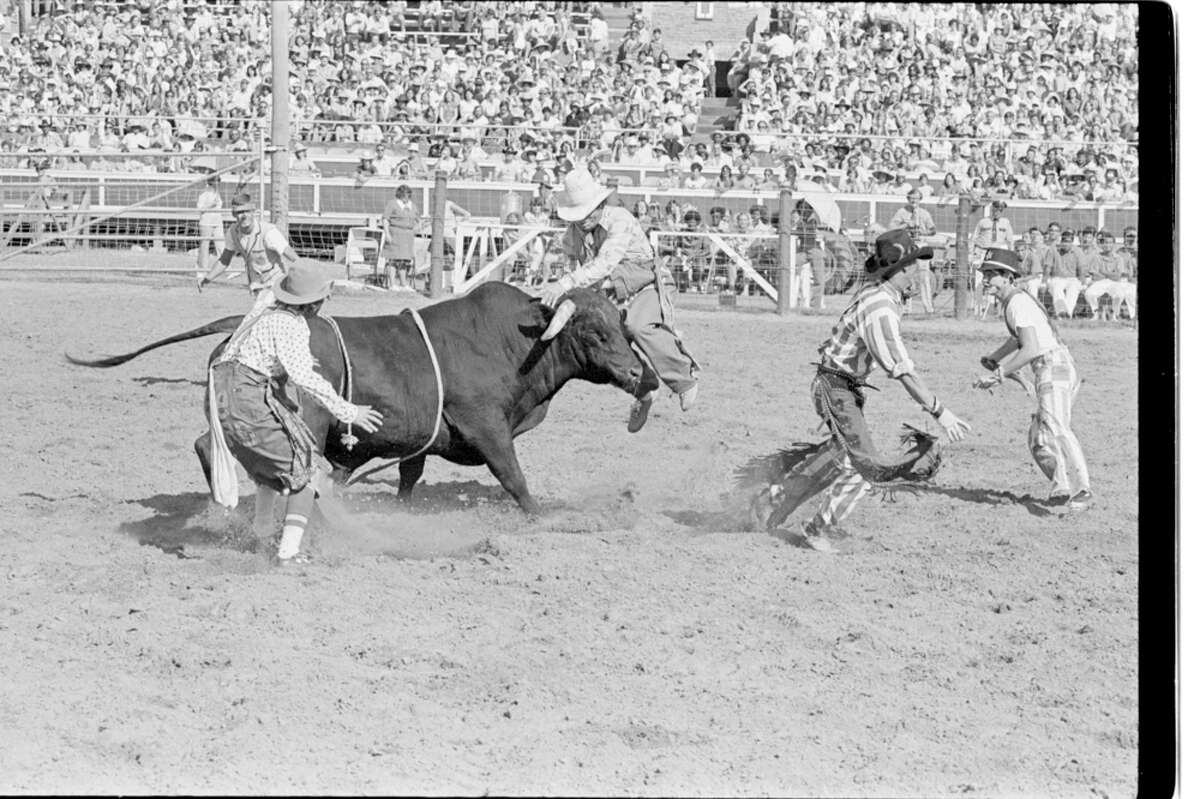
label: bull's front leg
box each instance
[397,455,426,501]
[472,427,540,514]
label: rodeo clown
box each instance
[540,169,701,433]
[207,262,384,564]
[972,247,1093,511]
[198,193,298,296]
[750,229,972,553]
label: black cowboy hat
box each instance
[864,229,934,276]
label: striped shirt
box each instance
[818,281,914,381]
[217,293,358,425]
[561,205,655,287]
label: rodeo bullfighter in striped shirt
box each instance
[751,229,972,553]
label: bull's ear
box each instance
[540,299,576,341]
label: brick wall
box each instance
[641,2,767,61]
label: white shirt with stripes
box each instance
[818,281,915,381]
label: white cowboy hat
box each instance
[554,169,613,222]
[271,262,334,306]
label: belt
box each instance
[813,362,878,391]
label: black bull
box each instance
[67,284,644,513]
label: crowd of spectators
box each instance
[0,1,1138,205]
[725,2,1138,201]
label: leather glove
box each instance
[935,408,971,443]
[980,355,1000,372]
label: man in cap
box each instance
[888,188,939,314]
[207,260,384,564]
[492,145,528,183]
[972,248,1092,510]
[749,229,971,552]
[540,170,701,432]
[1042,229,1084,319]
[198,193,299,295]
[970,199,1015,317]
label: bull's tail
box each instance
[65,315,243,368]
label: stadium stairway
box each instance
[692,95,738,137]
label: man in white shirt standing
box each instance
[973,248,1092,510]
[889,189,939,314]
[195,173,224,279]
[970,200,1015,316]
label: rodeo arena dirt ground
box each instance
[0,252,1151,797]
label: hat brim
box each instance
[980,259,1020,275]
[271,272,332,305]
[865,246,935,275]
[555,185,614,222]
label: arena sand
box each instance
[0,274,1145,796]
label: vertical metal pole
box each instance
[257,125,267,215]
[270,1,290,236]
[776,189,793,314]
[954,195,971,320]
[429,170,447,298]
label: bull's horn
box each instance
[540,299,576,341]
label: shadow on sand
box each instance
[664,482,1055,536]
[117,491,244,558]
[119,481,518,560]
[914,484,1058,517]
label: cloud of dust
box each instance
[314,490,493,560]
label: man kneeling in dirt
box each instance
[749,229,972,553]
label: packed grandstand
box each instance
[0,1,1138,317]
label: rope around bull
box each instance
[321,309,445,487]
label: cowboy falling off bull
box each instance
[540,169,701,433]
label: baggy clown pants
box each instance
[1026,347,1091,498]
[211,361,326,494]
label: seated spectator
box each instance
[492,145,528,183]
[353,152,378,187]
[683,162,708,190]
[657,160,684,190]
[715,165,735,191]
[732,162,759,190]
[709,206,730,233]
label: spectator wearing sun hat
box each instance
[288,140,322,178]
[541,169,700,433]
